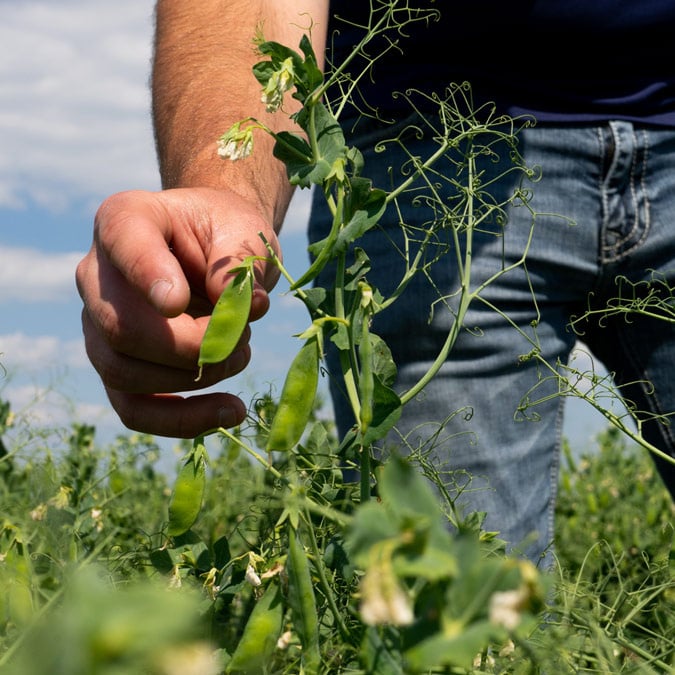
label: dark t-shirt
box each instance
[327,1,675,126]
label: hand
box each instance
[76,187,282,438]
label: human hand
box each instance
[76,187,282,438]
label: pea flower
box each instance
[276,630,293,650]
[489,560,542,631]
[245,562,262,587]
[50,486,72,510]
[488,587,528,630]
[202,566,220,599]
[245,551,263,587]
[155,641,221,675]
[217,122,254,161]
[169,565,183,589]
[30,503,47,521]
[90,507,104,532]
[261,56,295,112]
[359,564,413,626]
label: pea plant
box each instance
[159,7,554,674]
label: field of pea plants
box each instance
[0,396,673,673]
[2,4,674,672]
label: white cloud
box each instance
[0,0,160,211]
[0,332,87,371]
[0,0,316,236]
[0,244,84,302]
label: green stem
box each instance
[302,508,352,641]
[399,154,477,406]
[216,427,284,481]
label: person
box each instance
[76,0,675,566]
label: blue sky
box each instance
[0,0,619,457]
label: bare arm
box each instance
[153,0,329,227]
[76,0,329,437]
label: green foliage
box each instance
[552,427,675,672]
[0,401,672,673]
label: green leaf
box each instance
[345,501,399,566]
[377,454,440,526]
[335,178,387,251]
[297,286,327,313]
[361,625,406,675]
[213,535,231,570]
[277,103,346,188]
[296,34,324,96]
[393,544,458,582]
[335,198,386,253]
[343,248,372,289]
[358,374,401,446]
[370,334,397,387]
[403,620,500,671]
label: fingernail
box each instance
[149,278,173,311]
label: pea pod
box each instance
[358,319,374,434]
[167,438,207,537]
[226,581,284,674]
[266,335,319,452]
[197,266,253,380]
[286,524,320,674]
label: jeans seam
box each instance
[545,391,565,568]
[601,123,651,264]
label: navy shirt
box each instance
[327,1,675,126]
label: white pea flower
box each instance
[245,562,262,587]
[156,641,221,675]
[217,122,254,161]
[168,565,183,589]
[30,503,47,521]
[90,507,104,532]
[499,639,516,657]
[359,565,414,626]
[276,630,293,650]
[488,587,528,631]
[261,56,295,112]
[489,558,544,631]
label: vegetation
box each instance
[0,399,673,673]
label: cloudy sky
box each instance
[0,0,313,454]
[0,0,617,459]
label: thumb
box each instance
[94,190,192,317]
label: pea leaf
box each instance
[358,374,401,446]
[274,103,345,188]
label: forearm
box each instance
[152,0,328,231]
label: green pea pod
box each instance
[266,335,319,452]
[197,267,253,379]
[286,524,320,674]
[167,439,207,537]
[358,317,374,434]
[226,581,284,674]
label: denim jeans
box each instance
[308,115,675,567]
